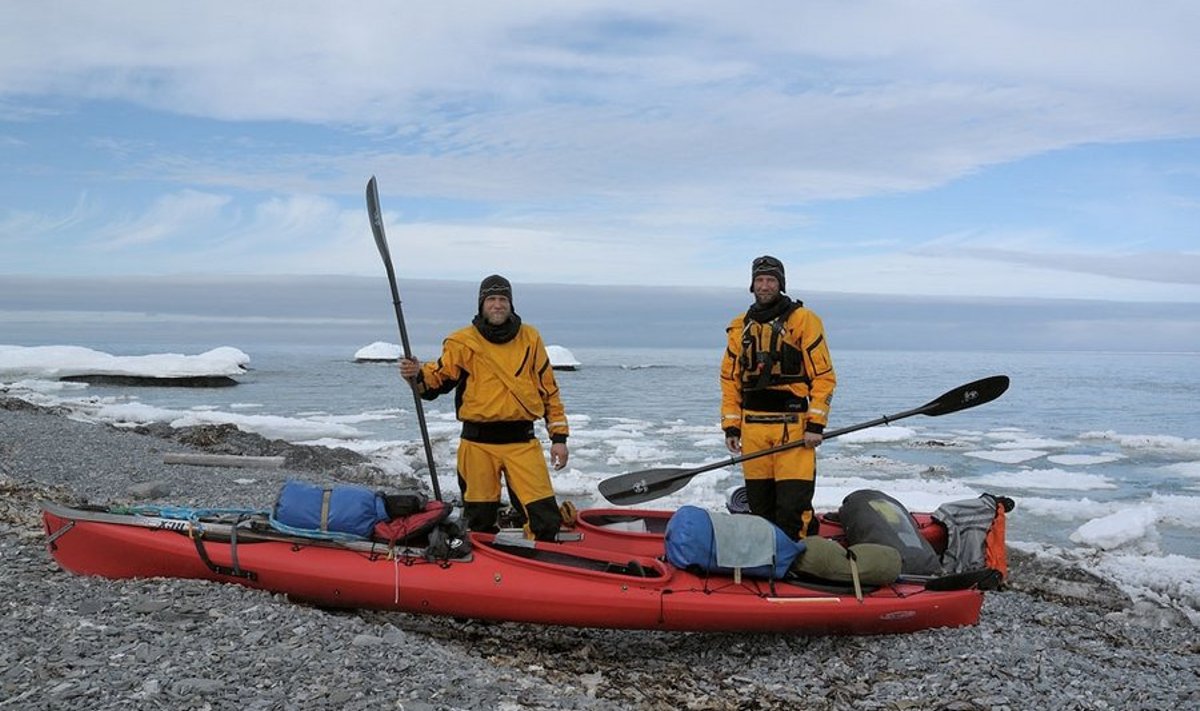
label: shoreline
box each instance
[2,398,1197,709]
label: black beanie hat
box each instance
[478,274,513,312]
[750,255,786,293]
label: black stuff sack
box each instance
[839,489,942,575]
[424,520,473,562]
[382,491,429,519]
[373,499,452,545]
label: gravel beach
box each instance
[2,397,1197,710]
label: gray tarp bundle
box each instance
[933,493,1001,574]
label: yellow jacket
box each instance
[418,323,569,441]
[720,304,836,435]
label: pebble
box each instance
[3,399,1199,709]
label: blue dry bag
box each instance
[665,505,804,580]
[273,480,388,539]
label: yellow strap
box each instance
[848,550,863,602]
[319,489,332,532]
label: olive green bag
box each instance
[791,536,902,595]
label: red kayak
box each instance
[42,501,983,635]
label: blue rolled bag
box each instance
[665,505,805,581]
[272,480,389,539]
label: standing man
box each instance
[720,256,836,539]
[399,275,569,541]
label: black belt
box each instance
[461,420,536,444]
[741,390,808,412]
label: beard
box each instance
[484,310,510,325]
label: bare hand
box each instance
[398,357,420,380]
[550,442,569,470]
[725,435,742,454]
[803,431,824,448]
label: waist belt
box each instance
[461,420,536,444]
[741,390,808,413]
[743,413,800,424]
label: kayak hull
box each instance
[41,503,981,635]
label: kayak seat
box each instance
[604,560,650,577]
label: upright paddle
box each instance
[597,375,1010,506]
[366,176,442,501]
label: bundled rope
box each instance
[118,505,266,533]
[725,485,751,514]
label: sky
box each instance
[2,1,1199,305]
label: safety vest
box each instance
[738,305,811,392]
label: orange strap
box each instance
[984,503,1008,579]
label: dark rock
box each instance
[60,374,239,387]
[130,422,369,473]
[1006,548,1132,610]
[129,480,172,500]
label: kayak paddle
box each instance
[366,176,442,501]
[597,375,1010,506]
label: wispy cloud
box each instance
[1,2,1198,306]
[90,190,232,251]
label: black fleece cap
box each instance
[478,274,513,312]
[750,255,785,293]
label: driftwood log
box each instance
[163,453,285,469]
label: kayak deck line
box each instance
[39,500,448,561]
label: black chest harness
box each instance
[739,304,811,393]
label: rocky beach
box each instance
[2,396,1197,710]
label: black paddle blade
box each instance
[922,375,1009,417]
[365,176,392,264]
[597,467,697,506]
[914,568,1003,592]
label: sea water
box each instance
[19,333,1199,560]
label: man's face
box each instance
[752,274,781,304]
[482,295,512,325]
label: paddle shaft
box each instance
[670,402,933,481]
[366,177,442,500]
[598,375,1010,505]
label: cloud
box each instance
[805,252,1200,303]
[4,183,1198,304]
[91,190,232,251]
[4,4,1198,130]
[0,193,96,254]
[1,2,1198,300]
[940,247,1200,286]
